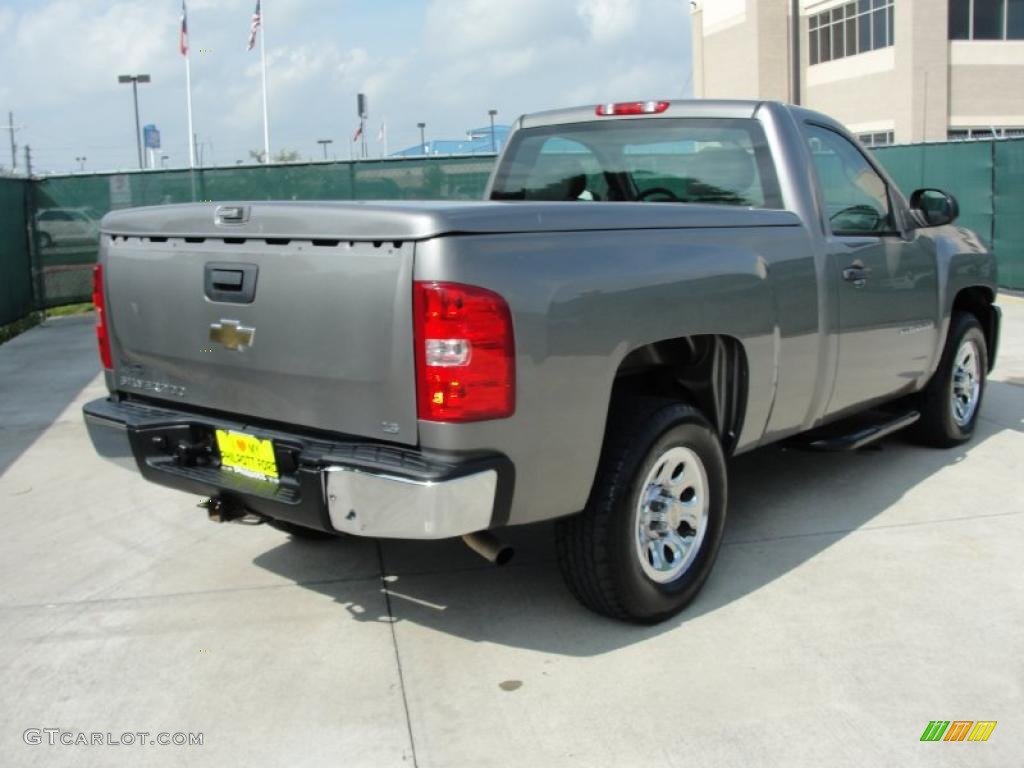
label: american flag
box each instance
[179,0,189,57]
[246,0,262,51]
[352,124,363,142]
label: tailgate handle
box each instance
[205,262,258,304]
[211,269,244,290]
[215,205,249,224]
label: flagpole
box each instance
[259,1,270,162]
[185,55,196,168]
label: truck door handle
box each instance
[842,265,871,286]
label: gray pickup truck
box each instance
[84,100,1001,622]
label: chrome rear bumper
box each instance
[83,396,510,540]
[325,467,497,539]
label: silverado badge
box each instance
[210,319,255,351]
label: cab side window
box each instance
[805,124,894,235]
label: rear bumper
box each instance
[83,397,513,539]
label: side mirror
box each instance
[909,188,959,227]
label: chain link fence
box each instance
[3,139,1023,330]
[0,178,34,327]
[29,155,496,309]
[872,138,1024,288]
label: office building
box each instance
[691,0,1024,144]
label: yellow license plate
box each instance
[215,429,279,480]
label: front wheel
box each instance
[912,312,988,447]
[556,399,727,623]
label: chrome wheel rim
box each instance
[634,446,710,584]
[950,339,981,427]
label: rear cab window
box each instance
[491,118,783,209]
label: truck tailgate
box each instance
[103,234,418,446]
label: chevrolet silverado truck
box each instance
[83,100,1001,623]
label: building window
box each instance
[949,0,1024,39]
[858,131,895,146]
[809,0,894,66]
[948,127,1024,139]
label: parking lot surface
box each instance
[1,298,1022,767]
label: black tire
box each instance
[267,520,341,541]
[912,312,988,448]
[556,398,727,623]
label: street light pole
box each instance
[417,122,426,155]
[790,0,801,105]
[6,111,16,172]
[317,139,333,160]
[75,156,87,172]
[118,74,150,170]
[489,109,501,154]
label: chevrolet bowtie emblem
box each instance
[209,319,255,351]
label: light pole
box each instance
[160,154,169,168]
[118,74,150,169]
[75,156,87,172]
[790,0,801,105]
[488,109,498,153]
[417,122,426,155]
[317,139,333,160]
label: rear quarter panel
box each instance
[415,221,819,526]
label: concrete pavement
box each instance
[1,300,1022,767]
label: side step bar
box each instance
[795,410,921,452]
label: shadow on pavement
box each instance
[252,381,1022,655]
[0,315,100,476]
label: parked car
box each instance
[35,207,100,249]
[83,100,1001,622]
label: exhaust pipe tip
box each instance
[462,531,514,566]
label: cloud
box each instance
[577,0,640,43]
[416,0,690,130]
[423,0,576,56]
[3,0,692,172]
[11,1,178,106]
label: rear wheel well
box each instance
[952,287,998,371]
[610,335,748,455]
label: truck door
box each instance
[802,123,939,416]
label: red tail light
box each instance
[413,281,515,422]
[91,264,113,369]
[595,100,670,116]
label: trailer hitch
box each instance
[198,496,265,525]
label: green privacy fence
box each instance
[872,138,1024,289]
[3,138,1023,327]
[30,155,496,308]
[0,178,33,327]
[993,140,1024,289]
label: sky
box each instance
[0,0,693,174]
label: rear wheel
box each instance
[556,399,727,623]
[913,312,988,447]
